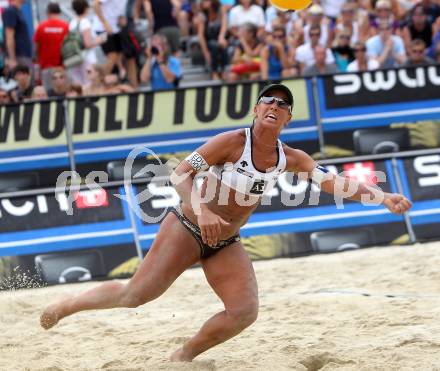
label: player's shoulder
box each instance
[282,144,315,172]
[282,144,308,159]
[210,128,246,147]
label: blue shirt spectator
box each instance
[140,33,181,91]
[366,21,406,68]
[150,56,181,90]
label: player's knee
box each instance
[229,301,259,328]
[121,285,163,308]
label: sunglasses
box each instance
[354,47,366,52]
[52,74,66,80]
[411,49,425,54]
[310,33,321,37]
[259,96,291,111]
[273,34,285,39]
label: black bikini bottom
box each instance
[169,204,240,259]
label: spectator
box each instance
[116,14,140,87]
[195,0,228,80]
[68,0,106,85]
[140,34,181,90]
[403,39,434,66]
[347,41,380,71]
[331,28,355,72]
[66,84,83,97]
[296,25,335,72]
[333,3,360,45]
[260,25,298,80]
[320,0,346,23]
[265,7,298,35]
[401,4,433,52]
[30,85,49,101]
[48,67,69,97]
[293,4,331,48]
[1,0,32,70]
[0,66,18,93]
[227,23,263,82]
[434,43,440,63]
[0,87,12,105]
[93,0,133,81]
[366,19,406,68]
[142,0,182,55]
[104,73,135,93]
[33,2,69,90]
[83,64,107,96]
[368,0,400,38]
[11,64,33,102]
[304,45,338,75]
[228,0,265,39]
[420,0,440,26]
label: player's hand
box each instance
[197,206,230,247]
[383,193,412,215]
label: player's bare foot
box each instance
[40,304,61,329]
[170,347,193,362]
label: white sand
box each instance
[1,242,440,371]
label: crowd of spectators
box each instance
[0,0,439,103]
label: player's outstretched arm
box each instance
[284,146,412,214]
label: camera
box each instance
[151,46,159,55]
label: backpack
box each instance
[61,23,84,68]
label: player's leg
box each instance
[171,242,258,361]
[40,212,201,329]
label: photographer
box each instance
[140,33,181,90]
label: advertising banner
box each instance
[0,79,316,172]
[0,186,134,257]
[317,65,440,159]
[399,154,440,240]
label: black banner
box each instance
[0,187,124,233]
[403,155,440,201]
[323,65,440,109]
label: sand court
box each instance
[1,242,440,370]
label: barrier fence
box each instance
[1,65,440,285]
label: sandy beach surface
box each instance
[1,241,440,371]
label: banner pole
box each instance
[391,157,417,244]
[63,99,78,176]
[124,183,145,262]
[311,76,326,157]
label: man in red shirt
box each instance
[33,2,69,89]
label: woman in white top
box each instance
[67,0,106,85]
[347,41,380,71]
[40,84,411,361]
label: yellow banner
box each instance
[0,79,310,151]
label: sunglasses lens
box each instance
[261,96,275,104]
[260,96,290,110]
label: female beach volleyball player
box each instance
[40,84,412,361]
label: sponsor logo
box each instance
[74,189,109,209]
[250,179,267,194]
[237,167,253,178]
[343,162,377,185]
[333,67,440,95]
